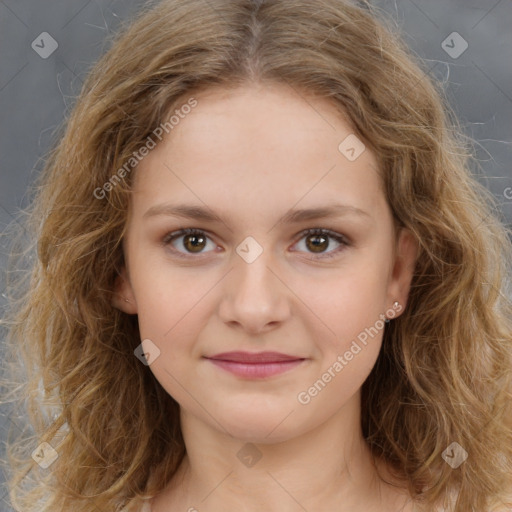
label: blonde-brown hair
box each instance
[1,1,511,511]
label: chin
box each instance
[216,404,308,444]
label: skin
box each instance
[113,82,419,512]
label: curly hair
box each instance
[1,0,511,511]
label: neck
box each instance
[152,393,412,512]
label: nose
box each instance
[217,247,291,335]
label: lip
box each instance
[204,351,306,379]
[207,351,303,363]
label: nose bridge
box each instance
[232,237,278,299]
[218,236,290,330]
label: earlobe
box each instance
[111,267,138,314]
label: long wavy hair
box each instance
[1,0,511,511]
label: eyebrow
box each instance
[143,202,371,224]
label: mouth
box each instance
[204,351,307,379]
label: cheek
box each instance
[298,280,386,408]
[129,247,205,333]
[130,260,222,373]
[293,260,389,350]
[135,288,204,352]
[132,280,209,406]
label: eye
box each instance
[162,228,216,258]
[161,227,350,259]
[291,228,350,259]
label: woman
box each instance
[2,1,511,511]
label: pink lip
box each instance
[205,351,306,379]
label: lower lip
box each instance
[206,359,305,378]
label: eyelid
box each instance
[161,227,351,259]
[290,228,350,259]
[295,227,351,246]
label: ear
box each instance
[111,266,138,314]
[387,227,418,317]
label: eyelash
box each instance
[161,227,350,260]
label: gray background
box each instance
[0,1,511,510]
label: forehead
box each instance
[132,83,385,223]
[156,83,374,161]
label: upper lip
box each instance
[205,351,304,363]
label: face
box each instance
[113,82,417,443]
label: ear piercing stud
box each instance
[385,301,401,323]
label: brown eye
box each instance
[182,232,206,253]
[162,228,215,257]
[162,227,350,260]
[305,233,329,253]
[292,228,350,259]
